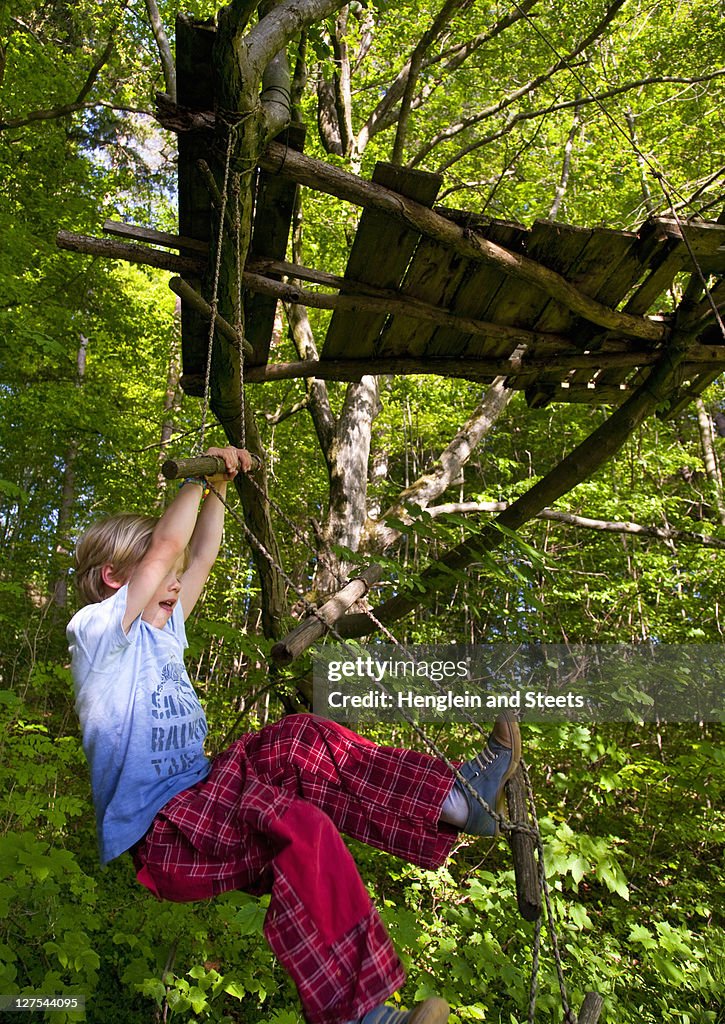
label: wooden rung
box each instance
[505,765,542,921]
[270,565,383,665]
[576,991,603,1024]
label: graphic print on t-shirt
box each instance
[150,659,208,778]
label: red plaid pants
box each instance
[133,714,458,1024]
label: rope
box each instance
[232,170,247,449]
[195,127,236,454]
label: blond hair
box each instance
[74,513,158,605]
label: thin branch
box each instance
[421,500,725,550]
[284,299,335,460]
[391,0,470,165]
[0,34,115,131]
[263,396,311,424]
[356,0,540,155]
[430,70,725,172]
[410,0,628,167]
[143,0,176,102]
[548,99,581,220]
[625,108,655,217]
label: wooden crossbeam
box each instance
[270,566,383,665]
[56,229,204,276]
[103,219,208,253]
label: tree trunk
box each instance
[695,396,725,526]
[315,375,381,594]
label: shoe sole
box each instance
[494,711,522,834]
[407,998,450,1024]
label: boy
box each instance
[68,446,522,1024]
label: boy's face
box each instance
[141,555,186,629]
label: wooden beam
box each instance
[103,219,208,253]
[270,565,383,666]
[168,276,254,358]
[577,992,603,1024]
[56,229,204,275]
[505,767,541,921]
[243,269,577,349]
[258,142,668,344]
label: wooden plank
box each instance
[592,221,688,389]
[524,228,638,397]
[322,163,442,360]
[652,216,725,274]
[516,226,636,395]
[262,142,668,343]
[376,240,469,357]
[176,14,217,396]
[244,122,306,366]
[508,381,632,405]
[103,219,209,253]
[465,221,594,363]
[423,221,529,358]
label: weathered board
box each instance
[321,163,442,360]
[244,122,306,366]
[176,14,216,396]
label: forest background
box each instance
[0,0,723,1022]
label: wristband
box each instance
[179,477,205,489]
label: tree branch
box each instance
[0,34,115,131]
[284,300,335,461]
[363,379,513,551]
[548,99,581,220]
[356,0,540,156]
[143,0,176,102]
[695,397,725,527]
[430,70,725,173]
[420,500,725,550]
[409,0,628,167]
[391,0,470,165]
[240,0,350,89]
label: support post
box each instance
[505,766,542,921]
[577,991,603,1024]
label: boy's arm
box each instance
[179,447,253,618]
[122,482,202,632]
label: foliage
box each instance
[0,0,723,1022]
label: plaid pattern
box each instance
[133,714,457,1024]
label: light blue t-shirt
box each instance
[67,585,210,865]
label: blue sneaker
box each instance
[360,997,449,1024]
[458,712,521,836]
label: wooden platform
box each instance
[310,196,725,409]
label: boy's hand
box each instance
[204,446,254,482]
